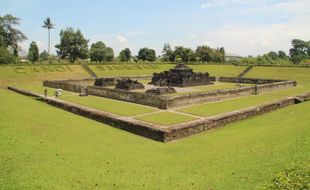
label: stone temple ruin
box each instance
[36,64,302,142]
[94,78,116,87]
[145,87,176,95]
[115,79,145,90]
[149,63,214,87]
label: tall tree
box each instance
[289,39,310,64]
[267,51,278,60]
[0,14,27,56]
[173,46,196,62]
[55,28,89,63]
[195,45,213,62]
[42,17,55,55]
[137,48,156,62]
[161,43,174,62]
[90,41,106,63]
[119,48,131,62]
[90,41,114,62]
[40,50,49,61]
[28,41,39,63]
[278,50,288,59]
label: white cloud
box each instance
[199,0,310,56]
[116,35,128,44]
[201,0,271,8]
[202,18,310,56]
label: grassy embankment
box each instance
[0,64,309,189]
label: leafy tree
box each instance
[42,17,55,55]
[0,47,15,64]
[267,51,278,60]
[137,47,156,62]
[104,47,114,62]
[55,28,89,63]
[213,48,225,62]
[28,41,39,63]
[196,45,214,62]
[161,43,174,62]
[278,50,287,59]
[289,39,310,64]
[40,50,49,61]
[89,41,114,62]
[0,14,27,56]
[173,46,196,62]
[119,48,131,62]
[90,41,106,62]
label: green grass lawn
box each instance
[1,88,309,189]
[12,83,157,117]
[89,64,245,78]
[60,94,157,117]
[177,85,302,117]
[135,111,198,125]
[1,65,310,189]
[0,65,90,87]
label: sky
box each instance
[1,0,310,56]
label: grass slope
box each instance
[60,94,157,117]
[89,64,245,77]
[0,65,90,87]
[0,65,309,189]
[0,88,309,189]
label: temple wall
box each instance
[8,86,310,142]
[43,77,297,109]
[163,80,296,108]
[218,77,285,84]
[87,86,167,108]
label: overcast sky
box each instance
[1,0,310,56]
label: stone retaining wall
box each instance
[43,77,297,109]
[8,86,310,142]
[7,86,167,142]
[218,77,286,84]
[87,86,166,108]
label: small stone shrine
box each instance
[149,63,213,87]
[94,78,116,87]
[145,87,176,95]
[115,79,145,90]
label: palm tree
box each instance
[42,17,55,55]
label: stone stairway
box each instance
[237,65,254,78]
[81,64,97,78]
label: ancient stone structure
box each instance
[94,78,116,87]
[149,63,213,87]
[8,86,310,142]
[115,79,144,90]
[145,87,176,95]
[43,78,297,109]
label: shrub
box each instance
[265,163,310,190]
[0,47,16,64]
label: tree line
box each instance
[1,14,309,65]
[234,40,310,65]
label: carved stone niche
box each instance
[145,87,176,95]
[94,78,116,87]
[115,79,145,90]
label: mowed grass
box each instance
[177,84,305,117]
[135,111,198,125]
[1,88,310,189]
[89,64,245,77]
[0,65,89,87]
[60,94,157,116]
[178,94,283,117]
[178,67,310,117]
[1,65,310,189]
[12,83,157,117]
